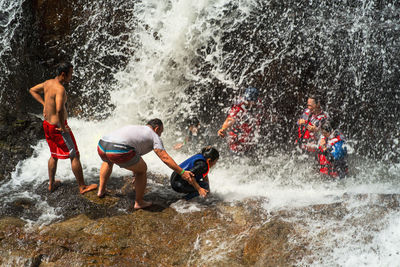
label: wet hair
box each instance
[308,94,321,105]
[321,121,333,133]
[201,146,219,162]
[56,62,73,76]
[308,94,325,106]
[147,118,163,129]
[188,117,200,126]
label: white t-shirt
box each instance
[101,125,165,156]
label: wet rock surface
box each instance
[0,174,307,266]
[0,108,43,182]
[1,172,399,266]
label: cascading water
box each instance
[0,0,24,103]
[1,0,400,265]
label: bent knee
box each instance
[136,162,147,174]
[128,158,147,174]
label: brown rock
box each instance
[33,0,73,60]
[243,218,307,266]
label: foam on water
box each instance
[1,0,400,265]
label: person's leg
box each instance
[48,157,60,192]
[97,161,114,197]
[70,155,98,194]
[125,158,151,209]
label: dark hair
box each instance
[188,117,200,126]
[147,118,163,129]
[56,62,73,76]
[201,146,219,162]
[308,94,321,105]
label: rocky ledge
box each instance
[0,174,308,266]
[1,172,399,266]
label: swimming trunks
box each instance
[43,120,79,159]
[97,139,140,168]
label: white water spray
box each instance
[1,0,400,265]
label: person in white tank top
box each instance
[97,118,195,209]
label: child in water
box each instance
[318,122,348,179]
[170,146,219,200]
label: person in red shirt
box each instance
[217,87,263,153]
[297,95,329,152]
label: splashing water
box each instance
[1,0,400,265]
[0,0,24,102]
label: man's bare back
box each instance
[43,79,68,126]
[30,69,72,132]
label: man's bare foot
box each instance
[49,180,61,192]
[134,200,152,210]
[97,188,109,198]
[79,184,98,194]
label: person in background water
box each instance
[217,87,263,154]
[173,117,202,152]
[170,146,219,200]
[297,94,329,152]
[29,62,97,194]
[97,118,195,209]
[317,122,348,179]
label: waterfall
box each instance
[1,0,400,265]
[0,0,24,102]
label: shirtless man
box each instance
[29,62,97,194]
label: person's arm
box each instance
[218,116,235,137]
[306,123,318,132]
[55,86,67,132]
[29,83,45,106]
[298,119,306,125]
[154,149,194,182]
[319,137,327,149]
[298,109,312,126]
[203,175,210,191]
[188,160,209,197]
[173,135,189,150]
[192,183,208,197]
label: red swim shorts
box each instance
[43,120,80,159]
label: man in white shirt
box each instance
[97,118,194,209]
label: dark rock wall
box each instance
[0,107,43,182]
[2,0,134,116]
[0,1,73,182]
[0,0,136,182]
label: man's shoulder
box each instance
[133,125,161,140]
[44,79,65,92]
